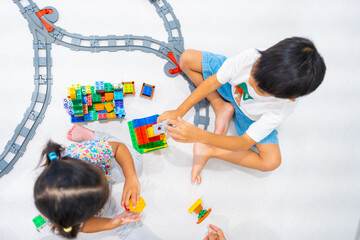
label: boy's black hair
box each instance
[34,140,110,239]
[253,37,326,99]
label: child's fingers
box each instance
[166,118,181,128]
[209,225,225,238]
[132,192,137,207]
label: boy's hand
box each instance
[111,211,142,228]
[203,224,226,240]
[158,109,183,123]
[121,175,140,210]
[165,117,203,143]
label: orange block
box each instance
[105,92,114,102]
[95,103,104,111]
[104,102,114,113]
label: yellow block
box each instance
[85,85,91,94]
[143,144,168,153]
[69,87,76,100]
[146,127,155,138]
[75,84,81,90]
[188,199,203,213]
[129,197,146,213]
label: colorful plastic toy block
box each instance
[64,82,126,123]
[32,214,51,232]
[123,81,135,95]
[128,114,168,154]
[123,197,146,213]
[95,81,105,93]
[188,199,212,224]
[140,83,155,98]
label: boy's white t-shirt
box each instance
[216,48,297,142]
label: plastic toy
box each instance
[123,197,147,213]
[123,81,135,95]
[1,0,210,178]
[63,82,125,123]
[128,114,168,154]
[140,83,155,98]
[32,214,51,232]
[188,199,212,224]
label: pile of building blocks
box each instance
[63,81,126,123]
[128,114,168,154]
[140,83,155,98]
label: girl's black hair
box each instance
[34,140,110,238]
[253,37,326,99]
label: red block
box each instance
[87,94,92,106]
[101,93,105,102]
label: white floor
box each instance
[0,0,359,239]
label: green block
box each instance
[92,93,102,103]
[93,111,98,121]
[76,89,82,100]
[81,86,87,95]
[104,83,114,92]
[32,215,46,228]
[91,86,95,94]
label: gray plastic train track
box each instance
[0,0,210,178]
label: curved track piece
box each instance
[0,0,209,178]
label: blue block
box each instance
[71,116,84,123]
[144,114,159,125]
[82,95,88,104]
[95,81,105,92]
[142,85,153,96]
[84,113,93,121]
[114,90,123,100]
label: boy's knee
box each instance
[260,155,281,172]
[179,49,196,70]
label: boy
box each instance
[158,37,326,184]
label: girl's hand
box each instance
[121,175,140,209]
[158,109,182,123]
[203,224,226,240]
[111,211,142,228]
[165,117,203,143]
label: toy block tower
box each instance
[128,114,168,154]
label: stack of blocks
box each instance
[63,81,126,123]
[128,114,168,154]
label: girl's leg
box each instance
[67,124,94,142]
[191,143,281,184]
[180,49,234,135]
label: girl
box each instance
[34,125,158,239]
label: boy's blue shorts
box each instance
[201,51,279,145]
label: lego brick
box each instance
[98,112,107,120]
[104,82,114,92]
[81,86,86,95]
[101,93,105,102]
[104,102,114,112]
[82,95,87,105]
[92,92,102,103]
[86,94,92,106]
[123,81,135,95]
[84,113,93,121]
[95,103,104,111]
[71,115,84,123]
[107,112,116,119]
[75,89,82,100]
[95,81,105,93]
[69,87,76,100]
[75,84,81,90]
[146,126,155,138]
[114,100,124,108]
[114,90,123,100]
[104,92,114,102]
[82,104,88,114]
[140,83,155,98]
[85,85,91,94]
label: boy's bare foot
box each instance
[191,142,215,184]
[213,101,234,135]
[67,124,94,142]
